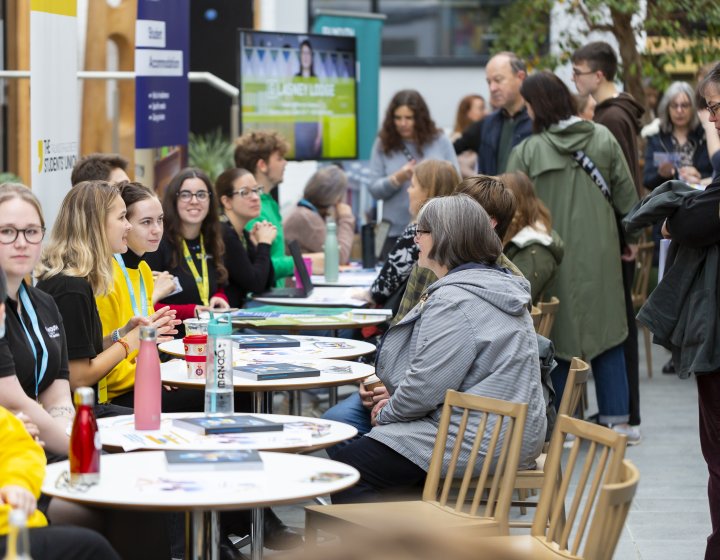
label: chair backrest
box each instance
[584,460,640,560]
[531,306,542,331]
[424,390,528,534]
[536,297,560,338]
[632,239,655,310]
[531,415,628,557]
[557,357,589,418]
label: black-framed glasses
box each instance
[231,186,264,199]
[707,101,720,118]
[572,67,595,77]
[177,190,211,202]
[0,226,46,244]
[414,229,431,242]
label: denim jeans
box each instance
[551,343,629,425]
[321,392,372,459]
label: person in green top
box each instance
[234,130,322,286]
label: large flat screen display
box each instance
[238,30,358,161]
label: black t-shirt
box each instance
[222,222,274,308]
[145,236,221,306]
[0,283,70,399]
[36,274,103,361]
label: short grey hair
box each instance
[416,193,502,270]
[303,165,348,209]
[658,81,699,134]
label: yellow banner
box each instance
[30,0,76,17]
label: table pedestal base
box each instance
[187,510,219,560]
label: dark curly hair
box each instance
[161,167,227,284]
[378,90,439,157]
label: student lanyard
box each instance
[182,236,209,306]
[18,284,49,399]
[113,253,148,316]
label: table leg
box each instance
[253,391,265,414]
[251,507,264,560]
[264,391,274,413]
[328,386,338,407]
[188,510,219,560]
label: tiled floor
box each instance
[267,336,712,559]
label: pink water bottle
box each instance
[70,387,100,484]
[134,326,161,430]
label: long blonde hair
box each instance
[37,181,120,296]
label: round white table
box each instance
[159,335,375,361]
[97,412,357,454]
[161,358,373,413]
[44,451,358,560]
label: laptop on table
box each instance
[256,240,314,298]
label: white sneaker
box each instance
[612,424,641,446]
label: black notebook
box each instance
[172,415,284,435]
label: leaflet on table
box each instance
[115,425,315,452]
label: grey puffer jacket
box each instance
[369,264,547,473]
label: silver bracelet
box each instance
[111,329,121,343]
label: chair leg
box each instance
[304,510,319,550]
[518,489,528,516]
[643,325,653,378]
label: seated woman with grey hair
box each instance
[643,80,716,189]
[283,165,356,265]
[331,193,546,503]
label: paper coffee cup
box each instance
[184,318,208,336]
[363,374,384,392]
[183,334,208,379]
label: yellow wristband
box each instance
[115,338,130,359]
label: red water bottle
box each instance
[69,387,100,484]
[134,326,161,430]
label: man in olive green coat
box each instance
[506,71,639,430]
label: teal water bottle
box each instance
[324,219,339,283]
[204,314,234,415]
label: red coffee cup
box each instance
[183,334,208,379]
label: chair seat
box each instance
[305,500,504,536]
[481,535,582,559]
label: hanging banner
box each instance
[30,0,79,231]
[135,0,189,149]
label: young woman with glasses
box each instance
[145,168,230,322]
[0,183,77,457]
[216,167,277,308]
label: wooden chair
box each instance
[536,297,560,339]
[531,306,542,331]
[478,416,637,560]
[503,357,589,526]
[632,238,656,378]
[305,391,529,545]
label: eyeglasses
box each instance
[414,229,431,242]
[177,190,211,202]
[669,102,691,111]
[231,186,264,199]
[707,101,720,118]
[572,67,596,77]
[54,471,96,493]
[0,226,46,244]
